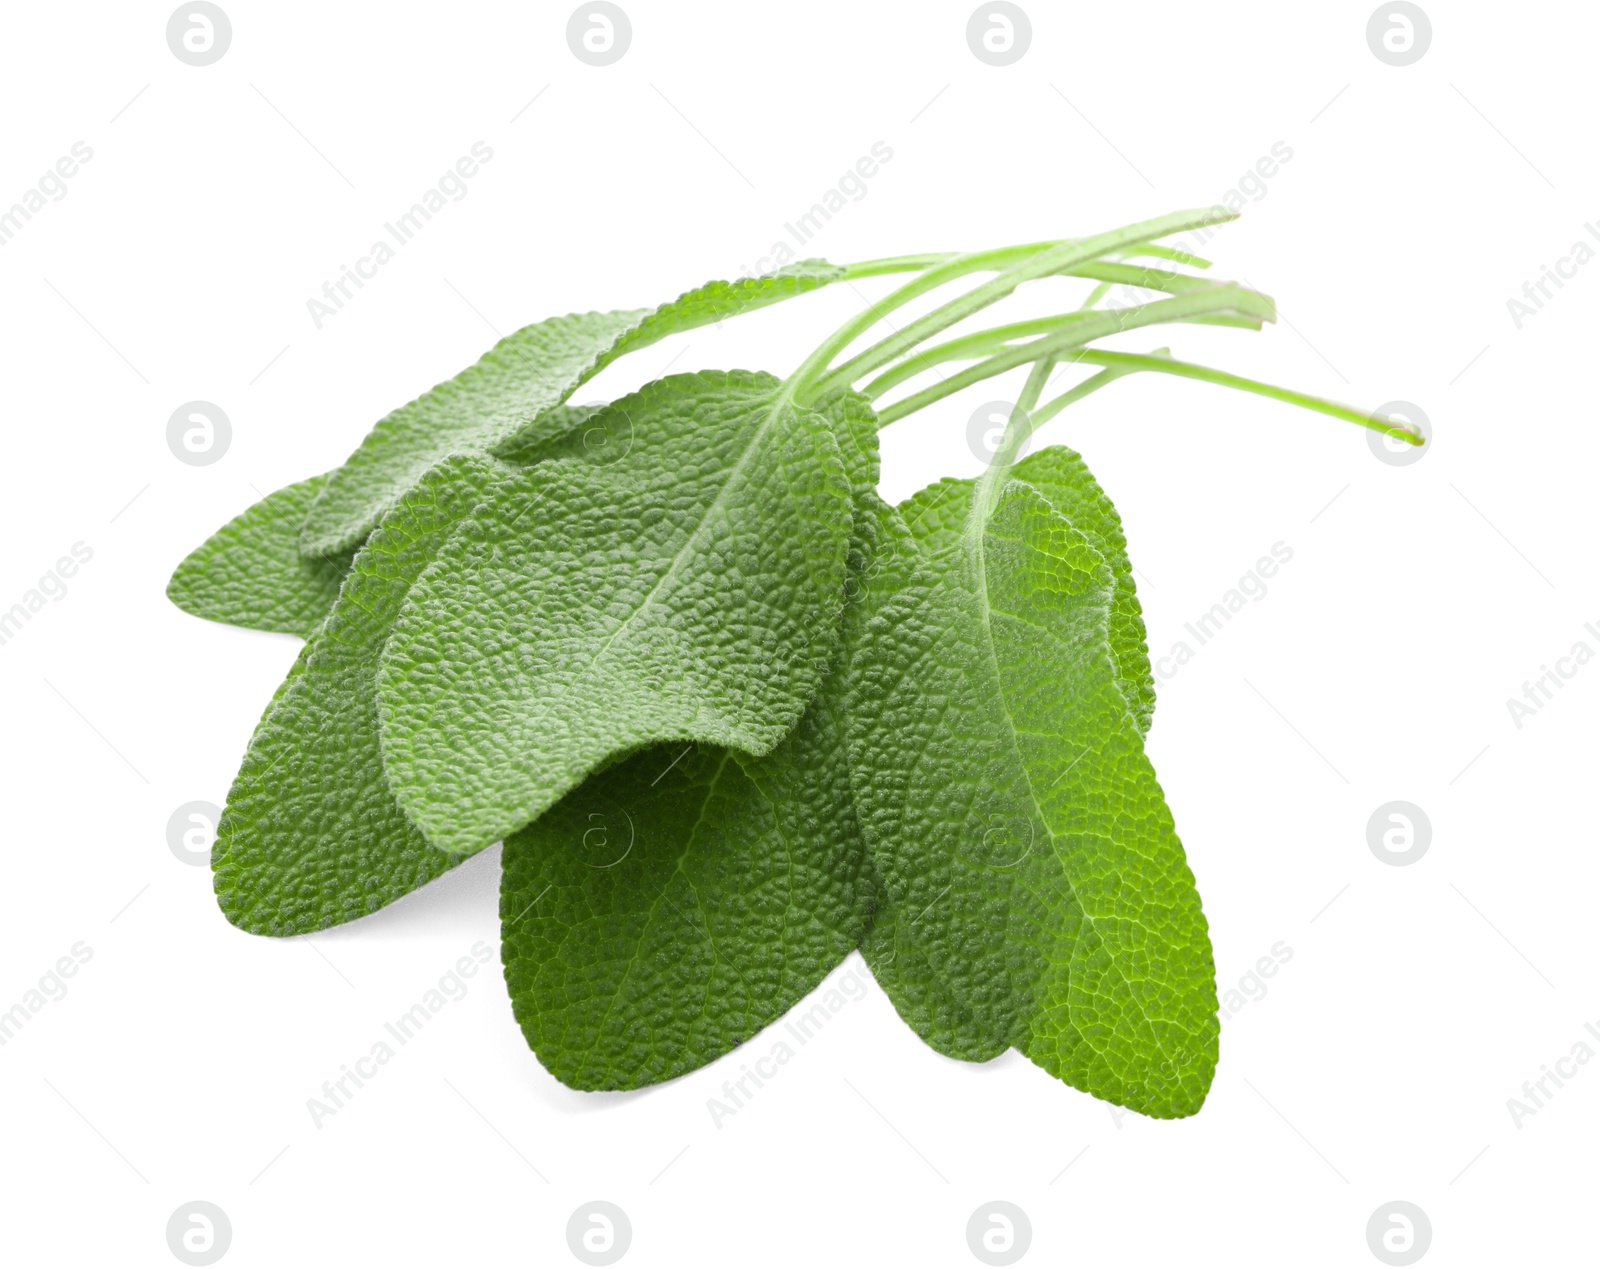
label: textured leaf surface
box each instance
[898,445,1155,733]
[500,679,870,1090]
[167,475,351,637]
[301,263,844,555]
[378,370,853,856]
[490,403,610,467]
[213,455,509,935]
[498,392,880,1089]
[848,500,1009,1061]
[847,480,1217,1116]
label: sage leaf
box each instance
[847,479,1217,1116]
[300,263,844,555]
[167,474,351,638]
[377,370,854,856]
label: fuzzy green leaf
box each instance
[848,501,1010,1061]
[847,480,1217,1117]
[500,680,870,1090]
[497,391,881,1088]
[856,448,1156,1061]
[213,455,510,935]
[377,370,855,857]
[167,475,352,637]
[898,445,1155,734]
[300,263,844,556]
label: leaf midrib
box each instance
[564,376,821,735]
[960,502,1181,1073]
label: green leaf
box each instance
[500,682,870,1090]
[489,402,610,466]
[846,480,1217,1117]
[498,390,882,1089]
[167,475,352,638]
[300,263,845,556]
[898,445,1155,734]
[377,369,854,857]
[856,447,1156,1061]
[165,405,606,640]
[213,455,510,935]
[860,869,1008,1062]
[847,501,1009,1062]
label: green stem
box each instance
[875,284,1274,425]
[1028,350,1423,444]
[1031,353,1164,421]
[1078,281,1113,311]
[1116,243,1212,269]
[862,315,1102,399]
[856,266,1265,402]
[789,241,1073,398]
[1071,261,1218,294]
[806,207,1238,399]
[858,308,1263,401]
[842,267,1252,405]
[838,253,959,280]
[973,357,1056,526]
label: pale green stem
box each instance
[862,315,1104,400]
[1117,243,1212,269]
[973,357,1057,526]
[839,253,960,280]
[1028,350,1423,444]
[858,308,1263,401]
[1079,281,1113,310]
[839,262,1242,403]
[789,241,1073,398]
[876,284,1274,425]
[1031,353,1165,421]
[806,207,1238,399]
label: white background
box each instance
[1,1,1594,1265]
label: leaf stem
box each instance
[973,356,1057,526]
[789,241,1070,399]
[858,303,1264,402]
[1028,350,1424,444]
[838,253,961,280]
[874,284,1274,425]
[806,208,1238,399]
